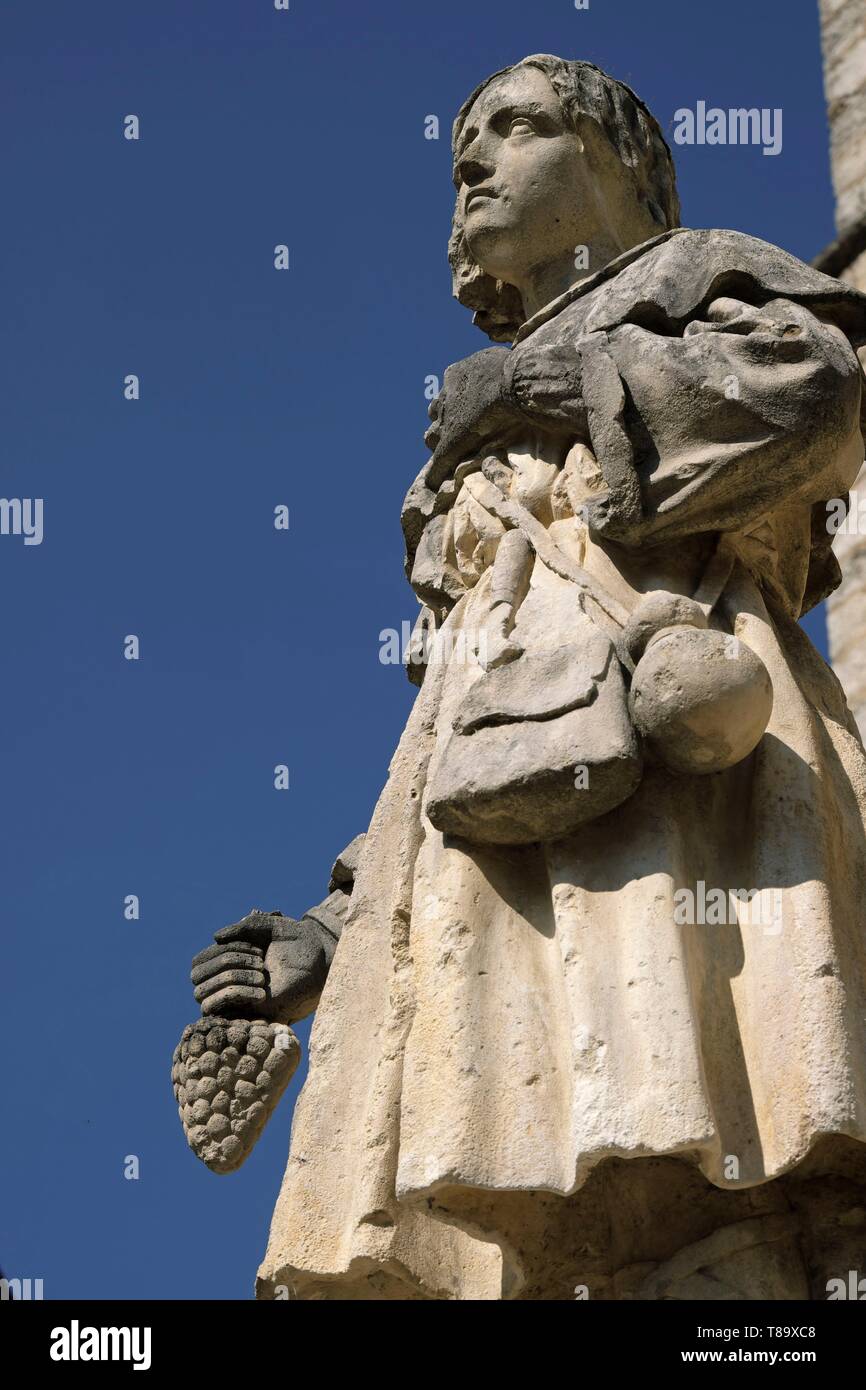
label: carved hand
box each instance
[190,837,363,1025]
[425,347,524,477]
[425,342,588,479]
[179,839,363,1175]
[506,339,587,435]
[191,911,330,1026]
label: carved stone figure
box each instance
[182,55,866,1300]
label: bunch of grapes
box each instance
[172,1016,300,1173]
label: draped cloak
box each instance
[258,229,866,1299]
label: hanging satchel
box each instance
[424,476,642,846]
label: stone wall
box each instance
[819,0,866,729]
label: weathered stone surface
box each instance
[327,833,366,893]
[172,1016,299,1174]
[180,52,866,1301]
[821,0,866,235]
[629,626,773,774]
[820,0,866,732]
[252,55,866,1302]
[426,627,642,844]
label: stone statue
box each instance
[180,55,866,1300]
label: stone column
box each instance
[818,0,866,729]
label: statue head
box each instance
[450,55,680,341]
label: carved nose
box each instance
[457,156,492,188]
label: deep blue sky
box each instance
[0,0,837,1299]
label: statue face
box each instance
[454,66,594,289]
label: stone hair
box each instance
[449,55,682,341]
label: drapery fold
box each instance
[258,229,866,1299]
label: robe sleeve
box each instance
[573,295,864,547]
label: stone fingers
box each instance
[194,967,267,1006]
[214,916,276,948]
[191,946,264,985]
[199,984,269,1017]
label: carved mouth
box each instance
[465,187,498,211]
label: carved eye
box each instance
[508,116,535,136]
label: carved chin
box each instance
[464,218,521,282]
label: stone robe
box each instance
[258,229,866,1299]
